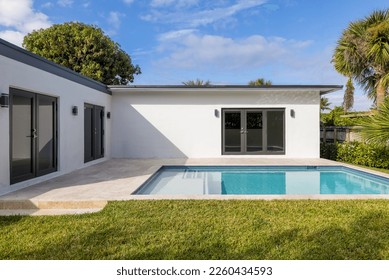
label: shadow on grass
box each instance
[0,215,26,228]
[297,211,389,259]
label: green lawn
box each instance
[1,200,389,260]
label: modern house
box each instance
[0,38,341,194]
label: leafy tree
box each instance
[343,78,354,112]
[320,97,331,112]
[360,98,389,145]
[182,79,211,86]
[248,78,272,86]
[332,10,389,107]
[23,22,141,85]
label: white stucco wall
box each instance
[0,54,111,192]
[111,89,321,159]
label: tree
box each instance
[360,98,389,145]
[182,79,211,86]
[248,78,272,86]
[332,10,389,107]
[23,22,141,85]
[343,78,355,112]
[320,97,331,112]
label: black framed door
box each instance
[222,109,285,155]
[84,103,104,163]
[10,88,57,184]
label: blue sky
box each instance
[1,0,389,110]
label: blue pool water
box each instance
[134,166,389,195]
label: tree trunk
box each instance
[376,79,386,107]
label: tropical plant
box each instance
[320,97,331,112]
[248,78,272,86]
[182,79,211,86]
[332,9,389,107]
[360,98,389,145]
[343,78,355,112]
[23,22,141,85]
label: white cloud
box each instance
[150,0,198,8]
[41,2,53,8]
[0,30,25,46]
[156,32,312,70]
[57,0,73,7]
[142,0,267,28]
[123,0,134,5]
[107,11,124,31]
[0,0,51,46]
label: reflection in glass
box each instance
[12,95,33,178]
[246,112,263,152]
[224,112,241,152]
[38,96,55,172]
[267,111,284,151]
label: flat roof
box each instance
[109,85,343,95]
[0,38,110,94]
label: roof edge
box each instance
[109,84,343,95]
[0,38,110,95]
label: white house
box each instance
[0,38,341,193]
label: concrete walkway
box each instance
[0,158,387,215]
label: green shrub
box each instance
[320,143,338,160]
[321,141,389,169]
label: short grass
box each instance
[1,200,389,260]
[354,165,389,175]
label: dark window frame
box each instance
[222,108,285,155]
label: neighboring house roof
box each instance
[109,85,343,95]
[0,38,110,94]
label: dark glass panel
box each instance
[224,112,241,152]
[12,95,34,179]
[38,96,56,172]
[246,112,263,152]
[267,111,284,151]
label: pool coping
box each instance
[130,161,389,200]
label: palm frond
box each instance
[360,98,389,145]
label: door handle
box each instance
[26,129,37,139]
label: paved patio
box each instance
[0,158,388,215]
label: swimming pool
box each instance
[134,166,389,195]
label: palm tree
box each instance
[343,77,354,112]
[182,79,211,86]
[360,98,389,145]
[332,9,389,107]
[320,97,331,112]
[248,78,272,86]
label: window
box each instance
[222,109,285,155]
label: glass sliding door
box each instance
[10,88,57,184]
[37,95,57,176]
[11,91,35,183]
[84,103,104,163]
[222,109,284,155]
[223,111,242,153]
[246,111,263,152]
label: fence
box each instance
[320,126,362,143]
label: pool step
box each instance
[0,200,107,216]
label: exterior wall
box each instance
[0,54,111,193]
[111,90,320,159]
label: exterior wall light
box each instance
[107,112,111,119]
[72,106,78,116]
[214,109,220,118]
[0,93,9,108]
[290,109,295,118]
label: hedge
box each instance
[320,141,389,169]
